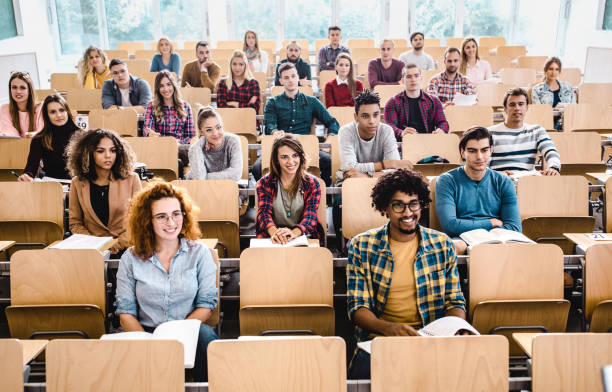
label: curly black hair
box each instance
[354,89,380,114]
[370,168,432,215]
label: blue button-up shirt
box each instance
[115,238,218,328]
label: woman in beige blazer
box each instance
[66,128,141,254]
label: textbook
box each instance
[100,319,200,368]
[510,170,541,181]
[357,317,480,354]
[49,234,114,250]
[249,234,310,248]
[459,228,535,247]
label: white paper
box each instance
[510,170,542,181]
[585,233,612,241]
[35,176,72,184]
[417,316,480,337]
[357,340,372,354]
[452,92,477,106]
[249,235,309,248]
[49,234,113,250]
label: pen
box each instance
[10,171,20,179]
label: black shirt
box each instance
[551,88,561,108]
[407,94,426,133]
[90,183,110,227]
[23,123,79,179]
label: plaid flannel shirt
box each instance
[255,173,324,243]
[318,44,351,71]
[427,71,476,104]
[384,90,449,140]
[216,78,261,112]
[143,101,194,145]
[347,223,466,345]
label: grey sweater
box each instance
[187,132,242,180]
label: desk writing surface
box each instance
[0,241,15,252]
[585,172,610,185]
[563,233,612,250]
[512,333,538,358]
[197,238,219,250]
[21,339,48,365]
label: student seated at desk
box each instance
[256,134,324,245]
[66,129,141,254]
[19,94,81,181]
[77,45,111,89]
[150,37,181,75]
[115,182,218,382]
[0,71,43,137]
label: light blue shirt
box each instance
[115,238,217,328]
[150,53,181,75]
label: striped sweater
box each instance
[488,122,561,172]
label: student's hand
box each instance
[272,130,285,138]
[299,78,312,87]
[24,132,36,138]
[502,170,515,177]
[18,173,33,182]
[204,141,213,152]
[401,127,417,136]
[455,329,475,336]
[343,168,367,179]
[203,59,214,68]
[109,242,123,254]
[540,168,560,176]
[107,105,120,110]
[271,227,292,244]
[443,101,455,108]
[384,160,413,170]
[227,101,240,108]
[383,323,420,337]
[248,96,258,105]
[184,82,192,88]
[146,128,161,137]
[432,128,445,134]
[490,218,503,228]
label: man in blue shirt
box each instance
[435,126,521,253]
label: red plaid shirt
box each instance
[384,90,449,140]
[256,174,324,243]
[427,72,475,104]
[143,101,194,144]
[216,78,261,112]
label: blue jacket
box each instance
[101,75,152,109]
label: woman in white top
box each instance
[460,38,492,85]
[243,30,268,73]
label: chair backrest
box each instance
[607,178,612,233]
[0,138,31,180]
[325,134,341,184]
[11,249,105,313]
[342,177,388,239]
[579,82,612,105]
[486,55,512,74]
[445,37,465,48]
[476,83,515,107]
[390,38,408,48]
[373,84,404,108]
[175,49,196,65]
[479,36,506,49]
[270,85,314,97]
[124,136,178,180]
[183,41,198,49]
[0,182,64,231]
[318,70,336,95]
[88,108,138,136]
[117,41,145,53]
[428,177,441,231]
[524,104,554,130]
[328,106,355,127]
[559,67,582,86]
[279,47,310,62]
[149,41,178,50]
[171,180,239,225]
[210,48,236,62]
[516,175,589,219]
[260,134,320,175]
[142,71,178,91]
[104,49,129,60]
[469,243,564,316]
[125,59,150,77]
[238,135,249,180]
[215,107,257,137]
[444,105,494,133]
[424,38,441,46]
[208,337,346,392]
[496,45,526,59]
[547,132,601,165]
[517,56,548,71]
[402,133,461,163]
[371,335,508,392]
[355,57,374,77]
[259,40,276,53]
[179,87,212,109]
[133,49,157,61]
[216,40,242,50]
[585,243,612,321]
[35,88,57,103]
[531,333,612,392]
[498,68,537,87]
[0,339,23,391]
[253,71,268,94]
[46,339,184,392]
[421,69,440,90]
[348,39,375,50]
[424,46,447,64]
[65,88,102,111]
[50,73,80,91]
[563,103,612,132]
[351,47,379,60]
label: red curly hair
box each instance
[127,181,201,259]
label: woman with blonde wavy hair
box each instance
[215,50,260,112]
[77,45,111,89]
[115,181,218,381]
[150,37,181,75]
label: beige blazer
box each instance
[69,172,141,249]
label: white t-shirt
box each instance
[119,88,131,107]
[399,50,435,70]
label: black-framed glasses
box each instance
[391,200,427,213]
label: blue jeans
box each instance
[349,349,371,380]
[192,323,218,381]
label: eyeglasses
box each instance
[10,71,30,77]
[153,211,184,224]
[390,200,426,213]
[111,69,127,76]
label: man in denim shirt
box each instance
[101,58,152,114]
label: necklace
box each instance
[279,183,293,218]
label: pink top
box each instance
[0,103,43,137]
[466,59,492,85]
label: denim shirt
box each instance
[531,81,575,106]
[115,238,218,328]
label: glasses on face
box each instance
[391,200,426,213]
[112,69,127,76]
[153,211,184,224]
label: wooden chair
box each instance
[424,38,441,46]
[348,39,375,50]
[50,73,80,91]
[208,337,346,392]
[171,180,239,258]
[445,37,465,48]
[531,333,612,392]
[270,85,314,97]
[428,177,441,231]
[469,244,570,355]
[486,55,512,74]
[239,247,334,336]
[351,47,379,61]
[314,39,328,56]
[517,176,594,252]
[278,47,310,62]
[104,49,129,60]
[559,67,582,86]
[546,132,604,176]
[259,40,276,53]
[179,87,211,109]
[479,36,506,49]
[66,88,102,111]
[0,339,24,392]
[318,70,336,100]
[238,135,249,180]
[215,107,258,144]
[133,49,157,61]
[341,177,388,240]
[7,249,106,339]
[517,56,548,71]
[496,45,526,59]
[390,38,408,48]
[176,49,196,64]
[46,339,184,392]
[563,103,612,132]
[524,104,554,130]
[371,336,508,392]
[373,84,404,108]
[355,57,374,78]
[425,46,447,63]
[584,244,612,332]
[253,71,268,95]
[183,41,198,49]
[216,40,242,50]
[88,108,138,137]
[325,134,341,184]
[421,69,440,90]
[142,72,178,90]
[444,105,494,134]
[117,41,145,53]
[476,83,515,107]
[149,41,177,50]
[578,82,612,105]
[0,182,64,248]
[35,88,57,103]
[0,138,31,181]
[498,68,537,87]
[210,48,236,62]
[328,106,355,127]
[402,133,461,176]
[125,137,179,181]
[125,59,150,77]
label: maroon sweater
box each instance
[367,58,404,88]
[324,79,364,108]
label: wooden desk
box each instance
[512,332,539,357]
[564,233,612,251]
[585,172,610,185]
[21,339,48,365]
[0,240,15,252]
[197,238,219,250]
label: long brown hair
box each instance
[153,70,186,122]
[335,53,357,97]
[77,45,108,86]
[243,30,260,56]
[459,37,479,75]
[8,72,37,136]
[34,94,80,150]
[269,134,308,198]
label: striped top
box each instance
[488,122,561,172]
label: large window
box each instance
[463,0,510,38]
[604,0,612,30]
[415,0,455,39]
[515,0,560,55]
[56,0,101,55]
[284,0,331,45]
[0,0,18,40]
[233,0,277,41]
[161,0,207,41]
[104,0,154,49]
[339,0,381,41]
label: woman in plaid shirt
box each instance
[256,134,324,245]
[216,50,261,113]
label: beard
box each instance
[398,226,417,235]
[287,57,298,63]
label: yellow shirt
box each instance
[380,236,421,326]
[83,65,111,89]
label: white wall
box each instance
[0,0,56,89]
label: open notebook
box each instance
[460,228,534,247]
[249,234,309,248]
[49,234,113,250]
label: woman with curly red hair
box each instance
[115,181,218,382]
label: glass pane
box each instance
[55,0,101,55]
[463,0,510,38]
[284,0,331,45]
[234,0,277,41]
[104,0,154,49]
[415,0,455,39]
[161,0,207,41]
[604,0,612,30]
[515,0,560,54]
[339,0,381,41]
[0,0,18,40]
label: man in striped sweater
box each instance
[488,88,561,176]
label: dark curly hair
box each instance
[371,168,431,215]
[354,89,380,114]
